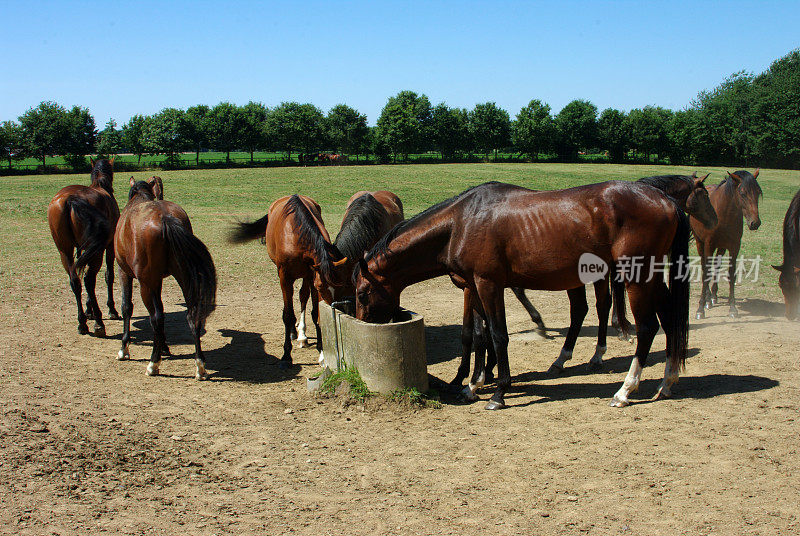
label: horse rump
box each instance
[162,216,217,327]
[67,196,112,276]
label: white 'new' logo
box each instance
[578,253,608,284]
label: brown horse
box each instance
[115,177,217,380]
[230,195,347,367]
[773,189,800,319]
[47,157,120,336]
[355,181,690,409]
[691,170,762,319]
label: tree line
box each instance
[2,49,799,171]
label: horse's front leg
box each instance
[548,286,587,374]
[296,277,311,348]
[475,279,510,411]
[105,246,121,320]
[279,270,296,367]
[696,244,710,319]
[728,249,739,318]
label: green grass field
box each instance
[1,163,797,302]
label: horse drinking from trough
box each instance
[47,157,121,336]
[355,181,690,409]
[115,177,217,380]
[691,170,762,319]
[230,195,347,367]
[773,189,800,320]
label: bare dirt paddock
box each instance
[2,270,799,536]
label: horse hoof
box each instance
[108,310,121,320]
[547,364,564,375]
[290,332,298,341]
[78,324,89,335]
[196,373,210,381]
[609,396,630,408]
[278,359,293,370]
[146,364,159,376]
[695,312,705,320]
[653,389,671,401]
[162,345,172,357]
[484,399,505,411]
[117,349,130,361]
[93,325,106,338]
[729,310,739,318]
[460,386,479,402]
[296,338,310,348]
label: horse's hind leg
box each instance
[296,277,311,348]
[474,278,510,410]
[309,283,321,351]
[279,269,296,367]
[118,271,133,361]
[611,282,659,407]
[548,286,588,374]
[511,287,546,337]
[588,277,611,371]
[188,312,209,381]
[141,282,165,376]
[709,250,725,306]
[652,281,679,400]
[610,277,634,341]
[84,254,106,337]
[105,246,120,320]
[61,251,89,335]
[450,289,475,390]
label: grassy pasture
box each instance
[1,163,797,302]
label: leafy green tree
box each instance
[122,114,148,164]
[512,100,555,160]
[597,108,628,163]
[184,105,210,165]
[469,102,511,159]
[143,108,188,165]
[0,121,23,169]
[554,99,598,161]
[376,91,433,161]
[431,104,470,160]
[18,101,69,166]
[266,102,326,159]
[665,109,699,165]
[208,102,245,164]
[240,101,269,163]
[691,71,754,164]
[624,106,672,162]
[96,118,122,157]
[327,104,369,159]
[63,106,96,165]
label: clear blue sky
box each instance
[2,0,798,126]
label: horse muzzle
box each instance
[748,219,761,231]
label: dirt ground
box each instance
[2,260,799,535]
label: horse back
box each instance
[265,195,329,270]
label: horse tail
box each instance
[229,213,268,244]
[162,216,217,328]
[68,197,111,277]
[668,208,691,372]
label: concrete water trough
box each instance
[314,299,429,394]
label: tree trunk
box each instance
[137,153,142,164]
[226,150,230,165]
[196,148,200,166]
[250,150,254,164]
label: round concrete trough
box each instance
[319,300,428,394]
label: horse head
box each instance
[729,170,762,230]
[128,176,158,202]
[772,263,800,320]
[90,156,115,194]
[354,256,399,323]
[312,253,350,304]
[686,173,717,229]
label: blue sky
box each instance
[1,1,798,126]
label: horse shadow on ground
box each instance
[118,308,297,384]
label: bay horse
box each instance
[773,189,800,320]
[115,177,217,380]
[355,181,690,409]
[455,173,715,399]
[691,170,762,319]
[230,195,347,367]
[47,157,120,336]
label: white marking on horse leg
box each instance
[610,358,643,407]
[654,358,680,400]
[589,345,606,366]
[195,359,209,381]
[475,370,486,388]
[549,349,572,372]
[117,344,130,361]
[296,306,308,347]
[318,350,326,365]
[146,361,160,376]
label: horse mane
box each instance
[91,159,114,194]
[284,195,340,279]
[783,190,800,266]
[721,170,763,199]
[335,194,390,261]
[128,181,156,201]
[637,175,693,199]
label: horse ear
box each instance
[129,176,136,187]
[772,264,783,272]
[149,176,164,200]
[727,171,742,184]
[90,157,95,168]
[110,155,115,166]
[698,173,710,185]
[753,169,759,179]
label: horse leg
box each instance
[511,287,546,337]
[61,250,89,335]
[652,281,680,400]
[310,283,321,351]
[696,242,710,319]
[474,278,510,411]
[141,282,165,376]
[117,271,133,361]
[279,270,296,367]
[296,277,311,348]
[188,310,209,381]
[548,286,588,374]
[610,282,660,407]
[105,246,120,320]
[710,249,725,307]
[465,313,490,401]
[588,277,611,371]
[610,277,634,341]
[450,289,475,390]
[728,249,739,318]
[83,254,106,337]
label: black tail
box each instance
[668,209,691,372]
[68,197,111,277]
[229,213,268,243]
[162,216,217,328]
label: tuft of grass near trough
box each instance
[319,367,372,402]
[389,387,443,409]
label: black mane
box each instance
[128,180,156,201]
[335,194,391,261]
[722,170,763,199]
[285,195,340,279]
[637,175,693,199]
[91,159,114,194]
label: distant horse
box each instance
[115,177,217,380]
[355,181,690,409]
[691,170,762,319]
[329,154,348,165]
[47,157,120,336]
[611,172,718,338]
[315,190,404,304]
[773,189,800,319]
[230,195,347,367]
